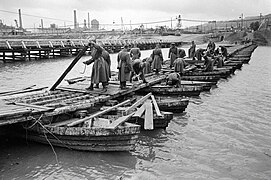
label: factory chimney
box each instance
[74,10,77,29]
[18,9,23,29]
[88,12,90,29]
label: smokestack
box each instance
[74,10,77,29]
[88,12,90,29]
[41,19,44,29]
[84,19,87,28]
[18,9,23,29]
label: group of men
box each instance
[83,40,165,90]
[83,39,228,91]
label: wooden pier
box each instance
[0,39,175,63]
[0,43,257,127]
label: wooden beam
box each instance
[133,104,145,117]
[106,113,135,130]
[67,99,132,127]
[10,102,55,111]
[125,93,152,113]
[49,45,89,91]
[144,99,154,130]
[151,95,162,117]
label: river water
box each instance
[0,46,271,180]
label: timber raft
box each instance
[0,42,257,127]
[0,39,177,63]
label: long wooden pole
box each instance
[67,99,132,127]
[49,46,89,91]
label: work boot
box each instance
[86,83,94,91]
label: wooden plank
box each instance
[106,113,135,130]
[0,86,47,97]
[151,95,162,117]
[0,109,32,119]
[0,85,36,95]
[133,105,145,117]
[144,100,154,130]
[125,93,152,113]
[57,87,89,93]
[67,99,133,127]
[9,102,55,111]
[49,45,89,91]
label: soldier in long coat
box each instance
[102,49,111,79]
[130,44,141,60]
[195,48,206,61]
[188,41,196,59]
[143,54,153,75]
[178,48,186,58]
[174,57,188,76]
[130,59,147,83]
[203,53,215,72]
[151,44,164,73]
[168,43,178,68]
[117,45,132,89]
[83,42,109,91]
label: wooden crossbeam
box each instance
[144,99,154,130]
[125,93,152,113]
[67,99,133,127]
[106,113,135,130]
[151,95,162,117]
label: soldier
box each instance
[130,44,141,60]
[166,72,181,87]
[178,48,186,58]
[130,59,148,84]
[117,45,132,89]
[174,57,188,76]
[151,43,164,74]
[203,52,215,72]
[142,54,153,75]
[83,41,109,91]
[168,43,178,68]
[188,41,196,59]
[195,48,206,61]
[207,40,216,53]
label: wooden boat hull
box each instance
[157,97,189,113]
[138,85,203,96]
[181,80,214,91]
[184,70,231,79]
[25,123,140,151]
[181,75,220,83]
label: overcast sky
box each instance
[1,0,270,29]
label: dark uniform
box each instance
[178,48,186,58]
[168,43,178,68]
[174,58,188,75]
[188,41,196,59]
[117,46,132,89]
[130,59,147,83]
[195,48,205,61]
[84,43,109,90]
[151,44,163,73]
[166,72,181,87]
